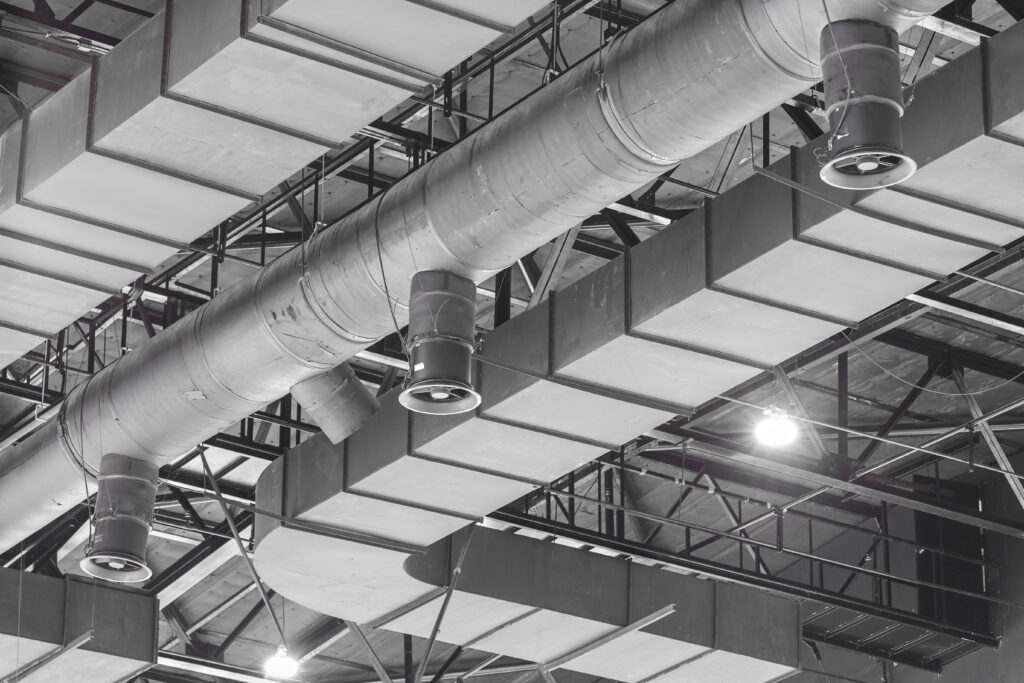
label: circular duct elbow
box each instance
[399,271,481,416]
[80,453,159,583]
[291,363,380,444]
[819,20,917,190]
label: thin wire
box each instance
[714,131,744,194]
[955,270,1024,298]
[372,198,411,364]
[76,381,95,551]
[199,449,290,649]
[318,153,326,230]
[0,81,29,111]
[842,331,1024,397]
[15,543,22,681]
[0,25,48,36]
[709,130,737,190]
[795,0,824,112]
[819,0,854,156]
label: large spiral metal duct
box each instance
[0,0,950,550]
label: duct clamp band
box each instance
[56,388,96,479]
[597,80,677,168]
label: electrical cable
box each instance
[841,330,1024,397]
[372,196,411,366]
[199,449,290,651]
[15,542,22,682]
[812,0,855,168]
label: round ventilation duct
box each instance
[291,363,380,444]
[819,20,917,190]
[80,453,158,583]
[399,271,480,415]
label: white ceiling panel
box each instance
[0,265,107,334]
[0,204,175,269]
[22,152,251,244]
[0,235,140,290]
[269,0,547,77]
[0,328,46,370]
[169,39,414,144]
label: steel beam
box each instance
[600,208,642,247]
[878,329,1024,386]
[492,510,999,648]
[996,0,1024,19]
[907,292,1024,336]
[855,362,940,465]
[146,515,250,604]
[210,590,274,661]
[780,102,825,141]
[0,376,61,404]
[295,618,349,664]
[0,1,120,45]
[675,429,1024,540]
[0,629,94,683]
[529,224,581,308]
[774,367,843,471]
[706,475,772,575]
[953,367,1024,511]
[346,621,396,683]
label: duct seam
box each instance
[57,398,95,480]
[736,0,821,82]
[252,266,339,370]
[418,178,497,278]
[191,305,273,408]
[596,81,678,167]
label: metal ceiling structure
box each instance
[2,2,1024,683]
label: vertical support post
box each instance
[120,296,129,356]
[458,59,469,138]
[761,113,771,169]
[210,251,220,296]
[616,450,625,539]
[838,352,849,461]
[488,57,495,120]
[368,142,376,200]
[260,209,268,266]
[808,518,815,585]
[87,320,96,374]
[568,471,576,527]
[279,395,293,450]
[494,267,512,327]
[603,466,615,537]
[880,502,893,606]
[443,70,452,118]
[41,340,51,397]
[404,634,415,683]
[55,329,66,394]
[427,88,435,156]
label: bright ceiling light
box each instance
[264,645,299,680]
[755,407,798,447]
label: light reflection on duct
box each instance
[291,363,380,444]
[819,20,917,189]
[80,453,158,583]
[399,271,481,415]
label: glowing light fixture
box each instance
[755,407,798,447]
[264,645,299,680]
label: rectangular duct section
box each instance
[400,527,800,683]
[0,0,546,368]
[257,22,1024,680]
[0,568,157,682]
[257,428,799,683]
